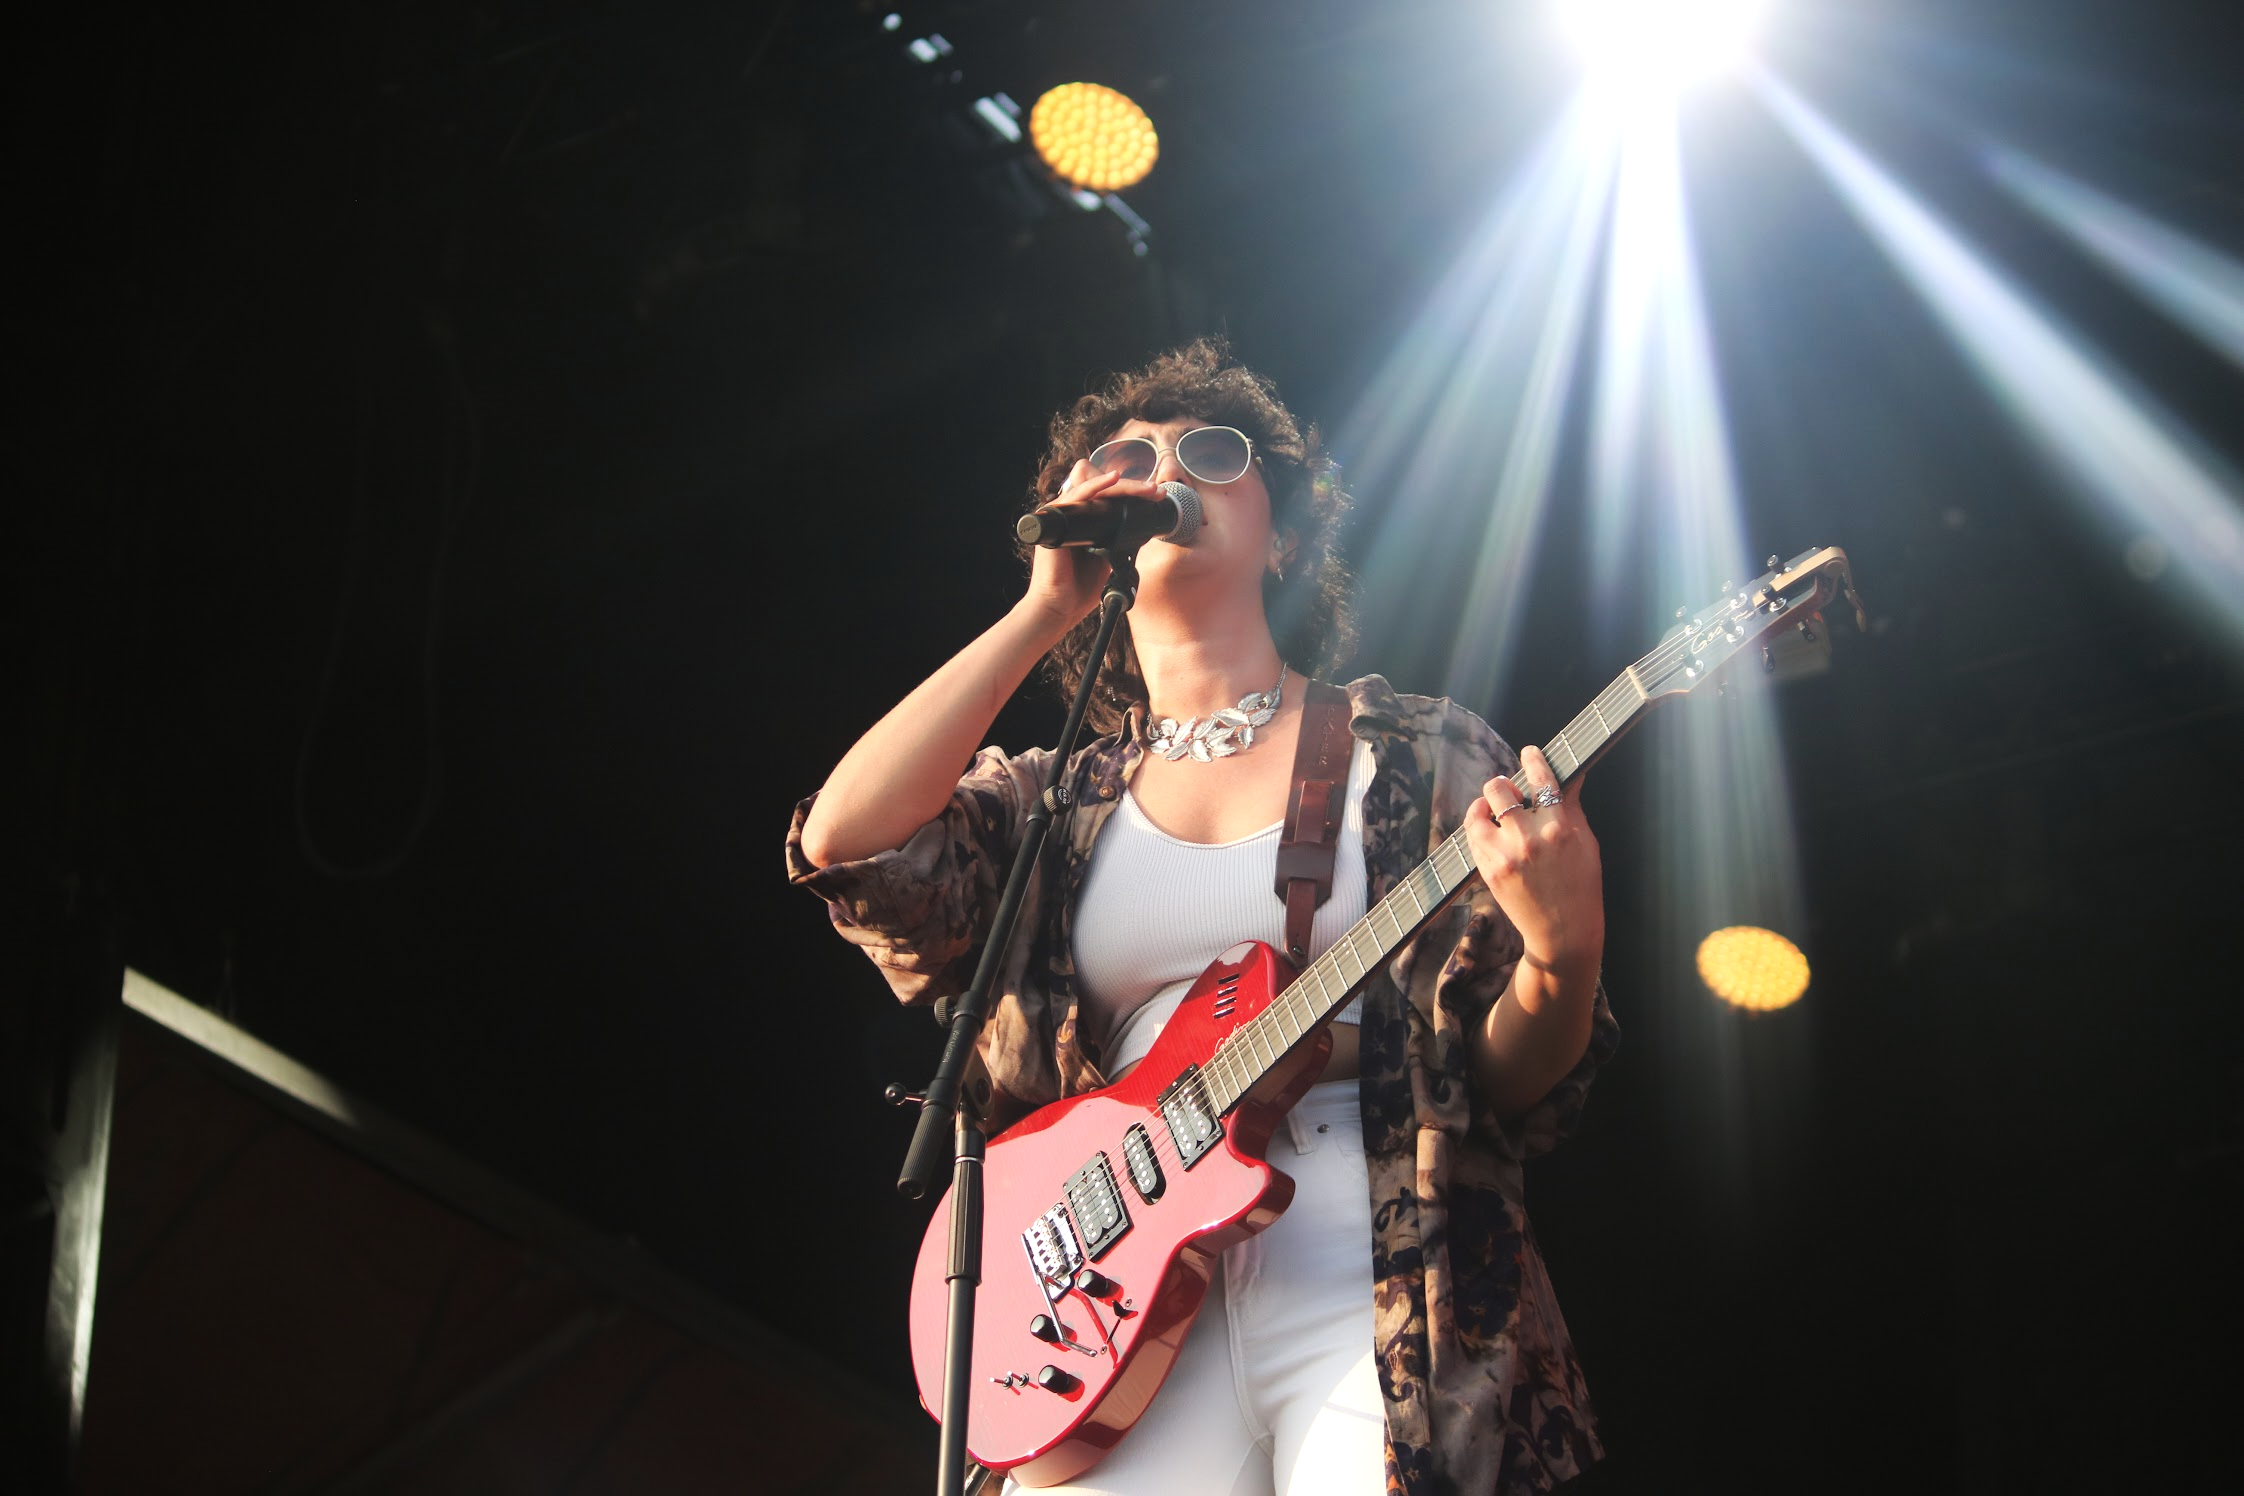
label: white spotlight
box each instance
[1556,0,1767,90]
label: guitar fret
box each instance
[1431,841,1459,895]
[1549,733,1577,781]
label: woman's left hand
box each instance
[1461,745,1604,979]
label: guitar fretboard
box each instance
[1197,651,1662,1115]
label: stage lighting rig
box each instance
[1555,0,1767,91]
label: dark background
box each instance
[19,0,2244,1490]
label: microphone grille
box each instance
[1159,481,1203,546]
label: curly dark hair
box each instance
[1024,338,1356,735]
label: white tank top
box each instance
[1072,738,1373,1076]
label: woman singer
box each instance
[788,339,1617,1496]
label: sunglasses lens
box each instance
[1089,438,1159,483]
[1178,427,1252,484]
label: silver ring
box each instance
[1492,800,1527,827]
[1531,783,1563,809]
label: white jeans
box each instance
[1006,1080,1385,1496]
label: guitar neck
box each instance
[1196,546,1858,1113]
[1199,662,1651,1116]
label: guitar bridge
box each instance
[1023,1206,1085,1290]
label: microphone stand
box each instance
[896,540,1142,1496]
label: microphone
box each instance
[1016,481,1203,549]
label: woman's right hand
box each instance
[803,459,1148,869]
[1020,460,1125,632]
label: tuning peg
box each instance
[1765,554,1780,570]
[1675,606,1687,620]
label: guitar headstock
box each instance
[1637,546,1867,698]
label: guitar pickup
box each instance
[1158,1065,1223,1170]
[1121,1124,1164,1202]
[1063,1153,1130,1261]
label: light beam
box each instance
[1342,90,1623,710]
[1986,146,2244,375]
[1762,76,2244,651]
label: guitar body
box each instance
[907,940,1330,1487]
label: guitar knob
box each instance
[1073,1268,1117,1299]
[1036,1365,1080,1394]
[1028,1314,1062,1343]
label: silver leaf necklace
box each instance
[1145,665,1286,762]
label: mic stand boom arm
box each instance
[896,542,1142,1496]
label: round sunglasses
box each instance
[1087,426,1256,487]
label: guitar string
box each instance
[1084,587,1777,1164]
[1201,592,1769,1108]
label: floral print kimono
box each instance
[787,675,1619,1494]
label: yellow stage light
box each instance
[1029,83,1159,193]
[1696,926,1809,1012]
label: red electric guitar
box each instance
[908,548,1865,1487]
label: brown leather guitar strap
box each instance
[1274,680,1354,966]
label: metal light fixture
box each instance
[1029,82,1159,192]
[1696,926,1809,1011]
